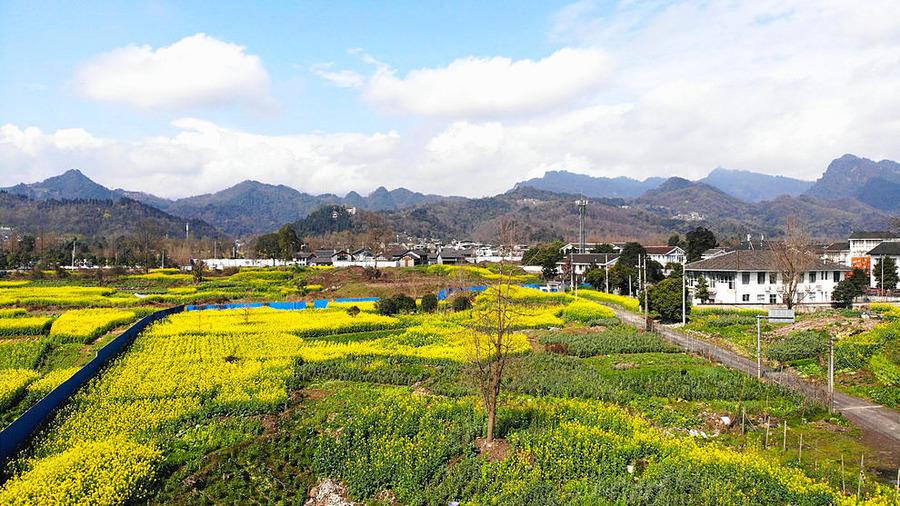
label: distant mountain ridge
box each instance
[515,168,813,202]
[803,154,900,212]
[0,192,225,240]
[514,171,665,198]
[3,153,897,242]
[699,168,813,202]
[2,171,453,237]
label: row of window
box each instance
[738,271,842,285]
[740,292,826,303]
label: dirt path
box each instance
[605,305,900,460]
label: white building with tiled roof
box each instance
[685,250,850,305]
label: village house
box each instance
[685,250,849,305]
[644,245,686,266]
[867,241,900,289]
[436,248,474,265]
[556,253,619,279]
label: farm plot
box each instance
[684,306,900,408]
[1,291,886,505]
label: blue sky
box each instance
[2,1,899,199]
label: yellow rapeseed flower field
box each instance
[49,308,137,343]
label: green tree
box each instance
[254,233,281,262]
[585,266,606,291]
[647,259,665,284]
[667,233,682,247]
[191,259,205,284]
[617,242,646,269]
[643,277,691,322]
[695,275,711,303]
[848,267,869,292]
[685,227,718,262]
[276,224,301,260]
[666,262,684,278]
[521,241,565,280]
[591,243,616,253]
[873,256,899,290]
[831,279,860,308]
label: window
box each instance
[769,273,777,284]
[834,271,841,282]
[742,294,750,302]
[758,272,765,284]
[757,294,765,302]
[742,273,750,284]
[769,294,777,304]
[810,272,816,283]
[799,273,805,283]
[728,276,734,289]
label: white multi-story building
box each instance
[644,246,686,266]
[685,250,849,305]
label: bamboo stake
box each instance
[858,454,864,498]
[841,455,846,495]
[798,433,803,464]
[764,417,769,450]
[783,420,787,452]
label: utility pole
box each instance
[569,250,574,294]
[756,315,763,378]
[828,336,835,413]
[682,269,686,325]
[643,256,650,330]
[605,254,609,293]
[575,199,588,254]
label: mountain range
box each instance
[1,154,897,242]
[2,170,453,237]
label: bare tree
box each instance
[363,213,393,271]
[770,218,818,309]
[135,219,164,273]
[467,220,519,443]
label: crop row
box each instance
[49,308,138,344]
[577,289,641,312]
[310,388,843,504]
[0,316,54,337]
[540,328,682,357]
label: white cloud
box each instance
[327,47,612,118]
[309,63,365,89]
[73,33,275,112]
[5,2,900,204]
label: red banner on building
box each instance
[851,256,871,272]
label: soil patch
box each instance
[306,478,356,506]
[769,315,879,339]
[475,437,512,463]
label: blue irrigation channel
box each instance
[1,284,560,464]
[0,305,184,464]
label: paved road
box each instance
[607,306,900,450]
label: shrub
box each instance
[376,294,417,316]
[421,293,438,313]
[643,277,690,322]
[451,296,472,312]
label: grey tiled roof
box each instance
[849,231,898,240]
[868,242,900,256]
[685,250,849,272]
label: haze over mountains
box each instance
[1,154,897,241]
